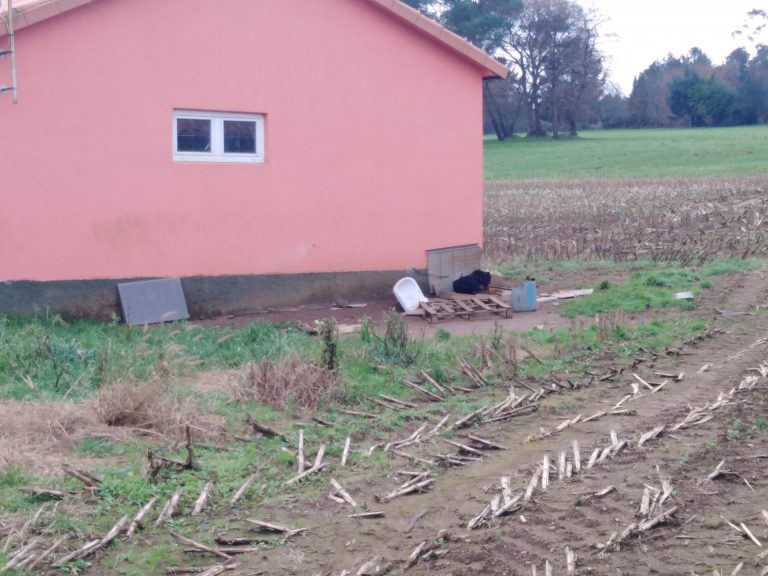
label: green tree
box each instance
[668,72,736,127]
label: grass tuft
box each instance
[96,378,223,440]
[229,356,340,410]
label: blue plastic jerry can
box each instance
[512,281,537,312]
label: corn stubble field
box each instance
[485,176,768,265]
[2,132,768,576]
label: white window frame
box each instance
[173,110,265,163]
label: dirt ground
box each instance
[220,268,768,576]
[193,270,612,338]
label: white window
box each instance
[173,110,265,163]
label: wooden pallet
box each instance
[420,294,512,323]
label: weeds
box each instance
[561,269,701,317]
[490,322,505,352]
[435,329,452,342]
[0,317,311,400]
[318,318,339,372]
[364,310,421,366]
[230,356,340,410]
[726,418,743,441]
[0,467,26,488]
[75,437,124,457]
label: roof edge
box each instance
[1,0,510,79]
[1,0,97,36]
[361,0,508,79]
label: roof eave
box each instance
[361,0,509,79]
[0,0,97,36]
[1,0,510,80]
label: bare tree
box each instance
[502,0,604,137]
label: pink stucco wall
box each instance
[0,0,486,282]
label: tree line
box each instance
[602,45,768,128]
[405,1,768,138]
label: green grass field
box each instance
[484,125,768,180]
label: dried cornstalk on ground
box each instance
[671,393,732,430]
[156,493,182,525]
[62,463,101,488]
[127,497,158,536]
[192,482,214,516]
[53,515,131,567]
[405,529,452,567]
[285,463,326,486]
[638,426,665,447]
[330,478,357,507]
[245,415,286,440]
[230,474,257,504]
[245,519,307,539]
[382,472,434,502]
[342,437,351,466]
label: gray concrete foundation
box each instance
[0,270,427,320]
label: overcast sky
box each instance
[588,0,761,95]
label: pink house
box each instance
[0,0,506,318]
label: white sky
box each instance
[588,0,761,96]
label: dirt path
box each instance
[218,271,768,575]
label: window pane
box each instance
[177,118,211,152]
[224,120,257,154]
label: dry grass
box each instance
[0,400,98,474]
[96,378,223,441]
[229,356,340,410]
[485,176,768,264]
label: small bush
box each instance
[96,378,222,440]
[490,322,504,352]
[230,356,340,410]
[359,316,373,344]
[435,329,452,341]
[0,467,27,488]
[318,318,339,372]
[365,310,420,366]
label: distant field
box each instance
[484,125,768,180]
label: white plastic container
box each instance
[393,277,428,313]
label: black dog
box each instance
[453,269,492,295]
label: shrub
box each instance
[96,378,222,440]
[230,356,340,410]
[318,318,339,372]
[365,310,421,366]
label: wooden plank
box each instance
[485,295,512,309]
[470,297,495,311]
